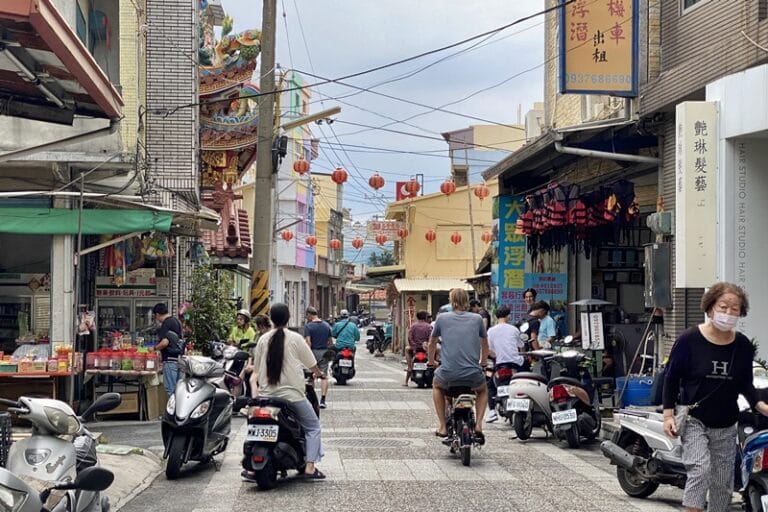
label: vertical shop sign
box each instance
[559,0,638,96]
[675,102,718,287]
[497,196,527,320]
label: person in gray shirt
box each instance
[428,288,489,444]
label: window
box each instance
[76,3,87,46]
[682,0,708,11]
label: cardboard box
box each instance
[96,392,138,415]
[144,384,167,420]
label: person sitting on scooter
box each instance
[246,315,273,399]
[428,288,490,445]
[249,303,326,480]
[484,305,524,423]
[405,310,433,386]
[332,309,359,353]
[227,309,257,349]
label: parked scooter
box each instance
[366,322,385,354]
[0,393,122,512]
[441,387,481,466]
[410,349,434,388]
[332,347,356,385]
[209,341,250,397]
[547,338,604,448]
[162,354,250,479]
[0,465,114,512]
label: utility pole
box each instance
[250,0,277,317]
[464,150,478,275]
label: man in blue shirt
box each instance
[529,300,557,349]
[304,306,333,408]
[332,309,360,351]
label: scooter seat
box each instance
[510,372,548,384]
[444,386,474,397]
[549,376,582,388]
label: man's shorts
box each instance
[434,367,486,390]
[312,349,330,376]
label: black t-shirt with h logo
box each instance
[663,326,756,428]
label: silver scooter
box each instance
[0,393,122,512]
[0,465,114,512]
[162,354,250,479]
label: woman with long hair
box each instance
[250,303,326,480]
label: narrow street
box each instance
[102,337,705,512]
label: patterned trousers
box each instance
[680,417,737,511]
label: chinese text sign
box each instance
[560,0,638,96]
[496,196,527,320]
[675,101,718,287]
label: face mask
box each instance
[711,311,739,332]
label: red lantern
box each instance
[281,230,293,242]
[305,235,317,247]
[397,228,409,239]
[329,238,341,250]
[352,237,364,250]
[368,173,385,190]
[331,167,348,185]
[425,229,436,243]
[450,232,462,245]
[481,230,493,244]
[404,178,420,196]
[473,183,490,201]
[440,179,456,196]
[375,233,388,246]
[293,157,310,175]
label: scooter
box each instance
[366,323,384,354]
[410,348,434,388]
[0,393,122,512]
[547,340,603,448]
[332,347,356,385]
[442,387,481,466]
[503,349,556,440]
[162,354,250,479]
[209,341,250,398]
[0,465,114,512]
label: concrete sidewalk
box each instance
[96,444,162,512]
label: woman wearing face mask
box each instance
[662,282,768,512]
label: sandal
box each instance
[474,431,485,445]
[434,430,449,438]
[303,468,326,480]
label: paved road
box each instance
[103,341,712,512]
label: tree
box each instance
[187,265,235,349]
[368,250,395,267]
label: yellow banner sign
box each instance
[560,0,637,96]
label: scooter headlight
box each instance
[0,484,28,512]
[190,400,211,419]
[43,406,80,435]
[166,394,176,415]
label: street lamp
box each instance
[280,106,341,131]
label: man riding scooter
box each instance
[405,310,434,386]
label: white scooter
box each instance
[499,324,557,440]
[0,465,114,512]
[0,393,122,511]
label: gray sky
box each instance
[222,0,546,220]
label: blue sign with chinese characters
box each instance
[496,195,527,321]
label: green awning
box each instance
[0,208,172,234]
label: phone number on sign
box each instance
[567,74,632,85]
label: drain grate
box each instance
[326,438,412,448]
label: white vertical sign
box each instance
[675,101,718,287]
[580,312,591,350]
[588,312,605,350]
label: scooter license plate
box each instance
[339,359,353,367]
[246,424,279,442]
[506,398,530,411]
[413,362,428,370]
[552,409,578,425]
[496,386,509,397]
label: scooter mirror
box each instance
[563,335,574,345]
[519,322,530,334]
[69,467,114,492]
[80,392,122,421]
[519,333,529,343]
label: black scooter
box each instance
[332,347,356,385]
[162,354,250,479]
[410,349,434,388]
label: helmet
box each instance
[237,309,251,321]
[339,309,349,317]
